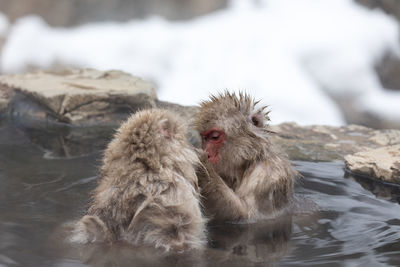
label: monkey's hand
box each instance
[196,162,211,190]
[196,149,230,194]
[195,148,216,189]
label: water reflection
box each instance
[344,171,400,204]
[207,217,292,263]
[47,217,293,267]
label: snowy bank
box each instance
[1,0,400,125]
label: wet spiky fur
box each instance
[71,109,206,252]
[194,92,297,222]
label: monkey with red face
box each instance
[194,92,297,222]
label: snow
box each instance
[1,0,400,125]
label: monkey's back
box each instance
[82,109,205,251]
[89,166,204,241]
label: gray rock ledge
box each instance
[270,123,400,185]
[345,145,400,184]
[0,68,399,185]
[0,68,157,127]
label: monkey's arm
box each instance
[236,161,294,217]
[200,161,293,221]
[198,161,249,221]
[71,215,114,244]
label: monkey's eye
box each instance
[208,131,221,141]
[201,129,225,143]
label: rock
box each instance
[0,85,13,114]
[271,123,400,186]
[356,0,400,22]
[271,122,400,185]
[0,68,157,127]
[0,68,158,158]
[375,52,400,92]
[1,68,399,186]
[344,145,400,184]
[354,2,400,92]
[0,0,227,27]
[331,93,400,130]
[269,123,400,162]
[369,129,400,145]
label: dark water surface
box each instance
[1,124,400,267]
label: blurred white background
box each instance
[0,0,399,128]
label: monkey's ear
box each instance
[160,118,178,139]
[249,113,264,128]
[161,122,171,139]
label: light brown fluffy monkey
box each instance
[194,92,297,222]
[71,109,206,252]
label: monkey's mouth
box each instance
[207,151,219,164]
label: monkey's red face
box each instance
[201,128,226,164]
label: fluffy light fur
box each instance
[71,109,206,252]
[194,92,298,222]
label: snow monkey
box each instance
[71,109,206,252]
[194,92,297,222]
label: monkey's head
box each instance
[194,92,272,172]
[107,108,198,171]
